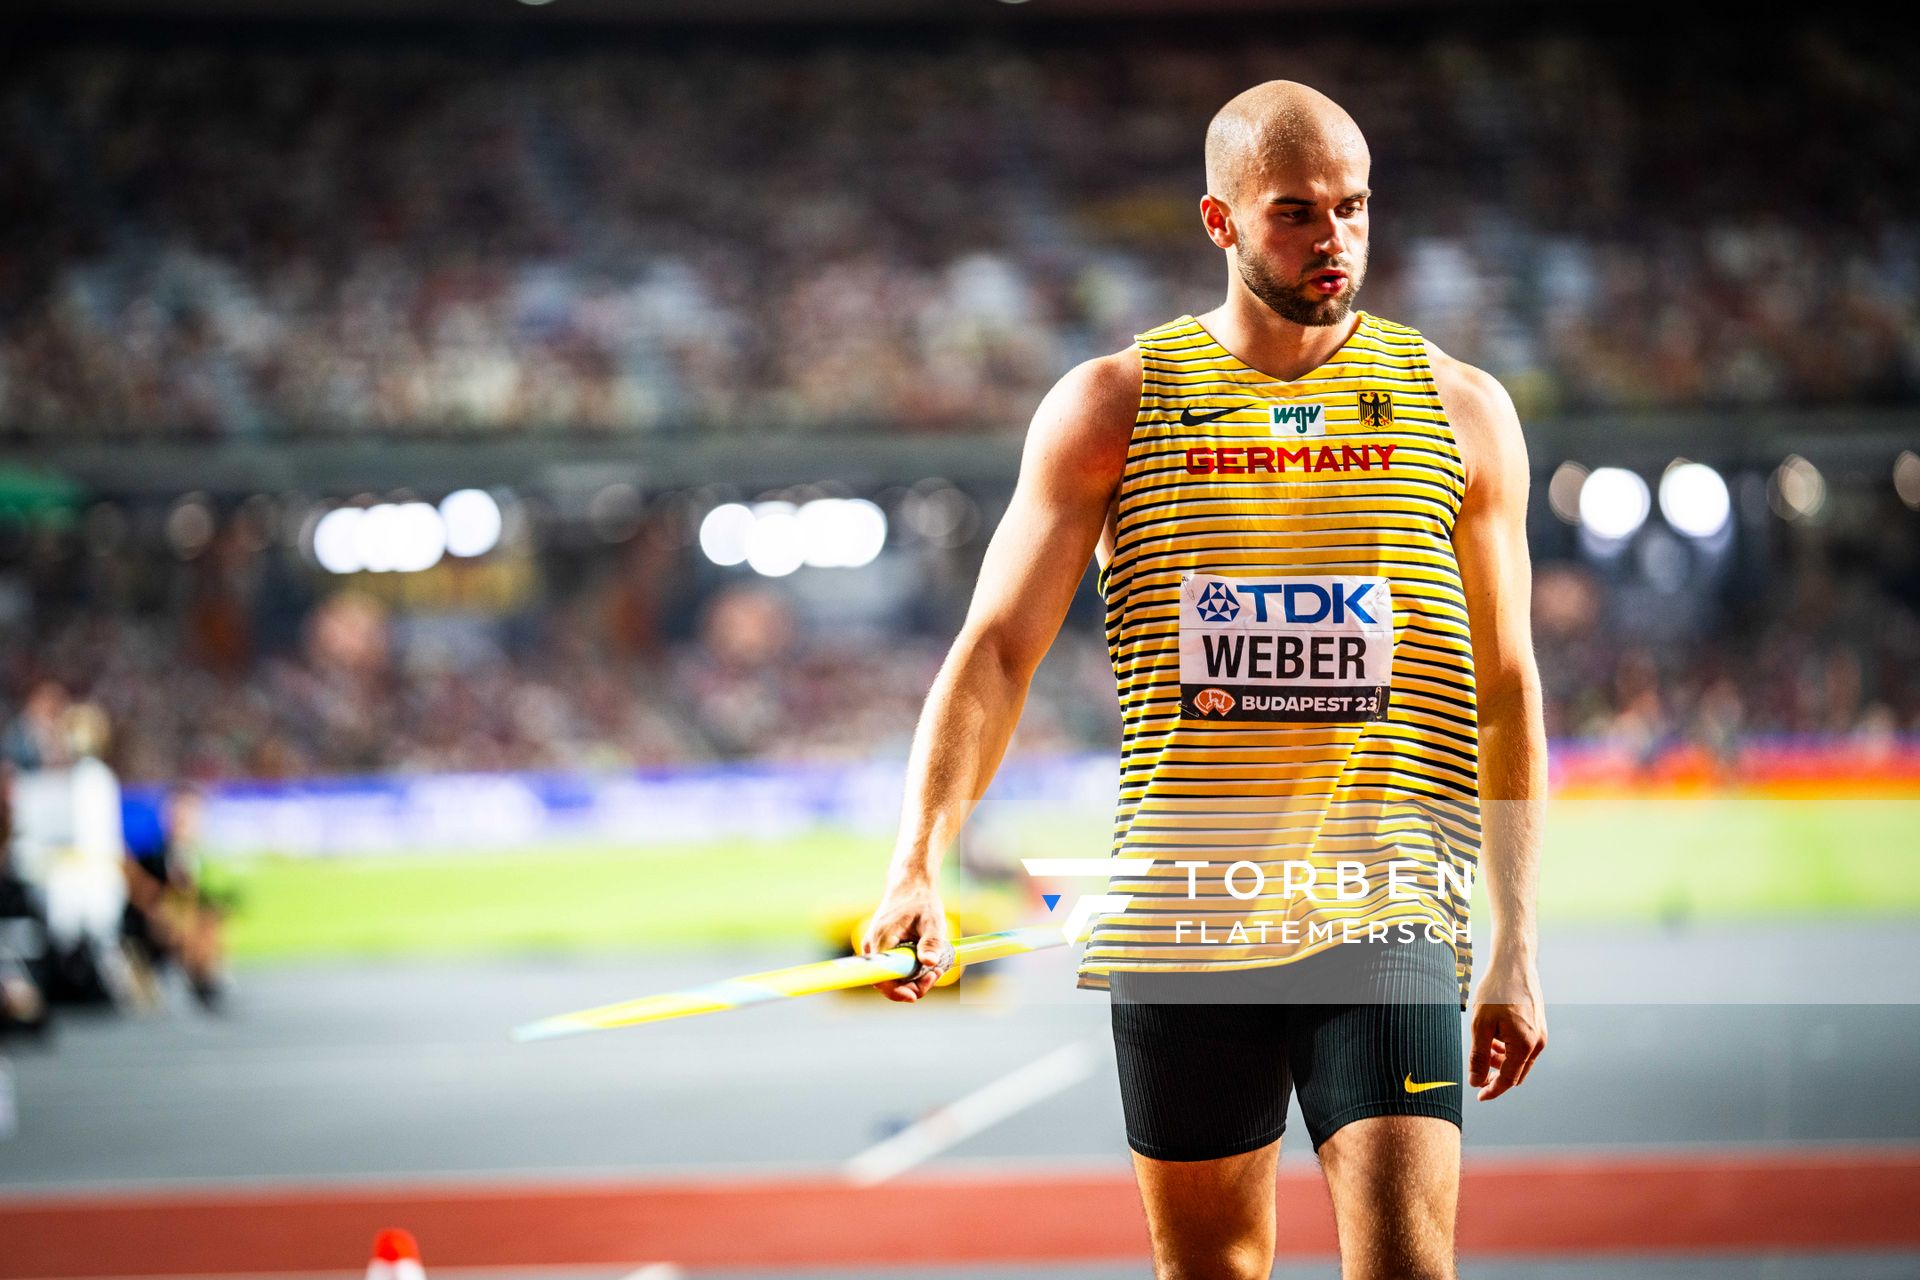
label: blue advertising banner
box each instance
[125,755,1120,858]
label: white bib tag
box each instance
[1178,574,1394,722]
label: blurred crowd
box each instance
[4,21,1918,440]
[2,598,1117,785]
[4,550,1916,788]
[1531,565,1920,763]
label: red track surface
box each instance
[5,1148,1919,1277]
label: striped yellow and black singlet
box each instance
[1078,311,1482,1006]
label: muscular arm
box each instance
[864,348,1139,999]
[1432,346,1549,1099]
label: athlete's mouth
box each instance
[1308,270,1348,296]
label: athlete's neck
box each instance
[1195,297,1363,384]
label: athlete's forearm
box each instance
[1476,679,1547,962]
[885,629,1032,887]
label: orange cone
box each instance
[366,1228,425,1280]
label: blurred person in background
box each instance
[2,681,74,772]
[3,698,135,1007]
[0,763,54,1040]
[121,785,230,1011]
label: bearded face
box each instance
[1235,235,1368,327]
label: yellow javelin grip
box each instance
[511,926,1064,1041]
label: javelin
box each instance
[512,926,1065,1041]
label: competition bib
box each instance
[1178,574,1394,722]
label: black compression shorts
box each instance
[1109,938,1463,1159]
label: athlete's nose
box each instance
[1314,214,1348,259]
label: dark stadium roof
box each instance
[20,0,1539,23]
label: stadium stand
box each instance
[3,22,1917,441]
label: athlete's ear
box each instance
[1200,193,1235,250]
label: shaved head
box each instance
[1204,80,1369,205]
[1202,81,1373,327]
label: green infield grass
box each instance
[219,796,1920,962]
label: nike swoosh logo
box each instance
[1404,1074,1456,1094]
[1179,404,1243,427]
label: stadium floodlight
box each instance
[1895,450,1920,511]
[798,499,849,568]
[355,502,445,574]
[745,502,804,577]
[1658,461,1731,539]
[392,502,448,572]
[798,498,889,568]
[1547,462,1588,525]
[706,497,887,573]
[1577,467,1651,541]
[839,498,888,567]
[356,504,402,573]
[698,503,754,566]
[1770,455,1827,522]
[313,506,363,574]
[798,499,845,568]
[440,489,503,558]
[314,502,447,575]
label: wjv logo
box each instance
[1270,403,1328,437]
[1021,858,1153,942]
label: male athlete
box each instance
[864,80,1546,1280]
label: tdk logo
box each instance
[1195,581,1240,622]
[1270,404,1328,437]
[1203,581,1379,625]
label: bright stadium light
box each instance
[745,502,804,577]
[839,498,888,567]
[1658,461,1731,539]
[1547,462,1588,525]
[355,502,445,573]
[394,502,448,572]
[798,498,889,568]
[313,506,364,574]
[1770,455,1827,522]
[440,489,503,558]
[699,503,755,566]
[356,504,404,573]
[1578,467,1651,541]
[798,499,848,568]
[706,497,887,573]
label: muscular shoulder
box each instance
[1021,345,1142,489]
[1423,340,1527,498]
[1041,345,1141,435]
